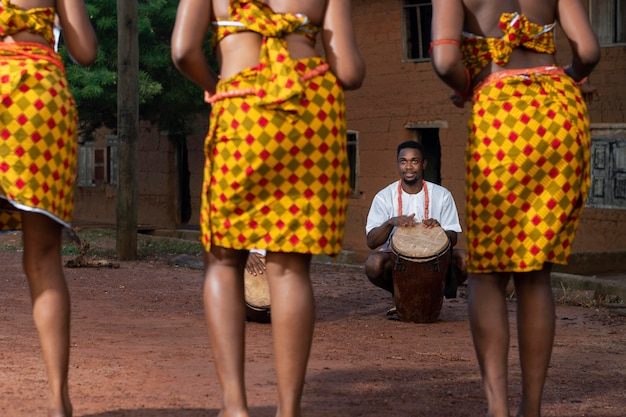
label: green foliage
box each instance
[137,235,203,258]
[1,228,203,260]
[61,0,215,139]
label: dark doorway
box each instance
[171,134,192,225]
[420,128,442,185]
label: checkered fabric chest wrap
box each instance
[465,67,590,273]
[0,44,77,230]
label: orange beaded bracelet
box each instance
[428,39,461,56]
[563,65,588,86]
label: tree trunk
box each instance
[116,1,139,260]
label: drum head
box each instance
[244,271,271,309]
[244,259,271,323]
[391,224,450,261]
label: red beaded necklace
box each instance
[397,179,429,220]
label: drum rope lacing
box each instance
[397,180,429,220]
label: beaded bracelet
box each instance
[428,39,461,56]
[563,65,588,86]
[575,77,588,86]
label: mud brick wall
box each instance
[73,0,626,267]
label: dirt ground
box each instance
[1,235,625,417]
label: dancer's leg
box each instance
[513,266,555,417]
[204,247,250,417]
[265,252,314,417]
[468,272,511,417]
[22,212,72,417]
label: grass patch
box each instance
[136,234,203,258]
[2,228,203,260]
[553,282,623,307]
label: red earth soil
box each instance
[1,246,625,417]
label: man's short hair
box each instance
[397,140,426,158]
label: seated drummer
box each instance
[364,140,462,318]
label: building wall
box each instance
[342,0,626,271]
[73,1,626,272]
[73,121,207,231]
[344,0,466,260]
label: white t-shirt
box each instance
[366,180,462,250]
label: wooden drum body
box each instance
[390,225,451,323]
[244,259,271,323]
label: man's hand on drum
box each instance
[390,214,418,227]
[245,252,266,276]
[422,218,441,229]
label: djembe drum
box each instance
[243,258,271,323]
[390,224,451,323]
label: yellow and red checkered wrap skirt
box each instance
[0,43,77,230]
[201,57,349,256]
[465,66,590,273]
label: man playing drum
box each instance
[365,140,462,319]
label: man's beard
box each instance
[403,176,419,186]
